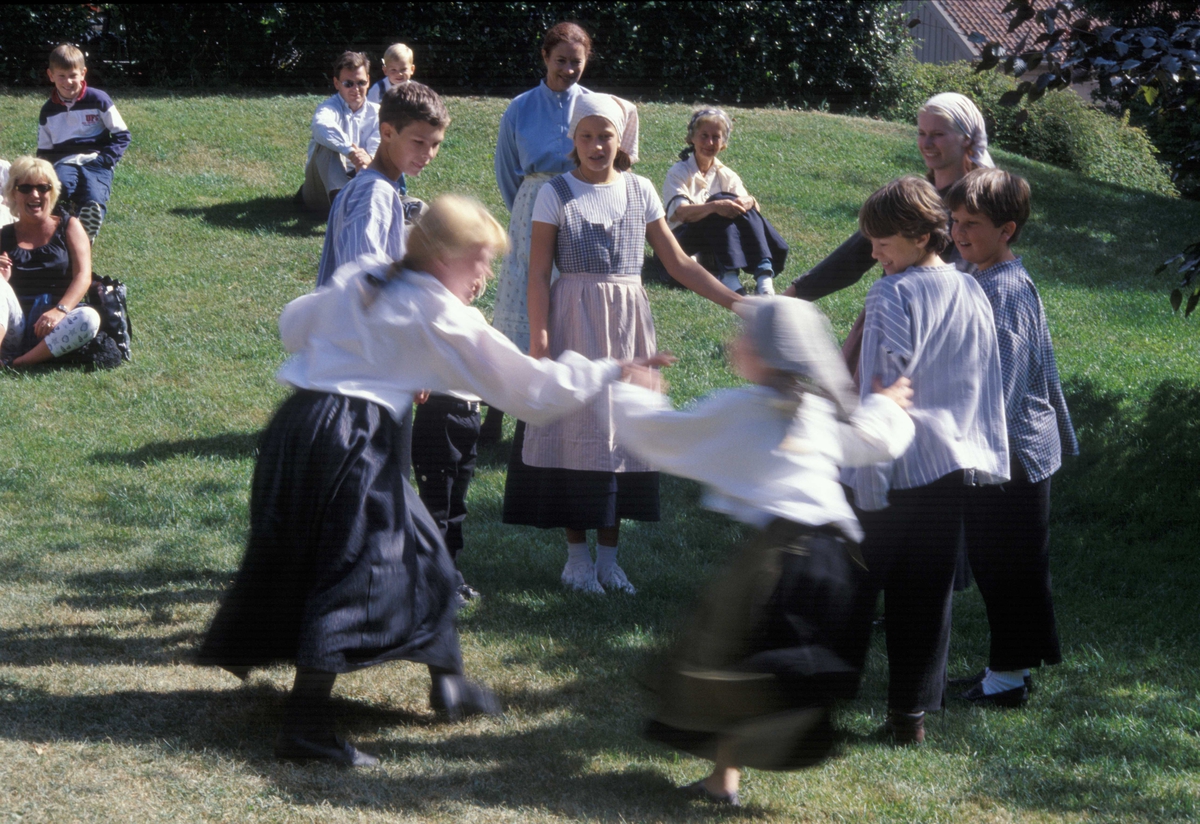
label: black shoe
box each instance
[680,779,741,807]
[958,681,1029,708]
[950,669,1034,693]
[429,675,502,721]
[274,732,379,766]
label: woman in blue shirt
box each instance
[483,22,638,441]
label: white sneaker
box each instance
[596,563,637,595]
[755,274,776,295]
[561,559,604,594]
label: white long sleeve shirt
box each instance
[845,263,1009,511]
[307,94,381,162]
[611,383,914,541]
[277,266,621,423]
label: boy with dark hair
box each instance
[315,80,447,287]
[300,51,381,215]
[946,168,1077,707]
[844,175,1008,745]
[36,43,131,242]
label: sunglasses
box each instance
[339,79,369,89]
[16,183,53,195]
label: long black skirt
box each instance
[197,390,462,674]
[501,420,659,530]
[672,193,789,275]
[644,519,864,771]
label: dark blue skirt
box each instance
[198,390,461,674]
[501,420,659,530]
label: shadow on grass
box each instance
[170,195,326,238]
[0,673,744,821]
[89,432,260,466]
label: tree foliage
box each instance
[0,2,909,108]
[969,0,1200,314]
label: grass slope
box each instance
[0,91,1198,823]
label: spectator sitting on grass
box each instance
[298,51,380,216]
[662,107,789,296]
[0,157,104,367]
[36,43,131,244]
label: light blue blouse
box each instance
[494,80,590,210]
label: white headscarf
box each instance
[568,93,627,140]
[921,92,995,169]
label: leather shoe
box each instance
[950,669,1034,692]
[274,732,379,767]
[880,711,925,745]
[958,681,1029,708]
[680,780,740,807]
[429,675,502,721]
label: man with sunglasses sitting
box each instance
[299,52,381,216]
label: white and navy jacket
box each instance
[37,83,131,169]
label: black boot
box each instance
[428,665,502,721]
[275,667,379,766]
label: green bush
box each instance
[1,1,909,108]
[874,59,1177,197]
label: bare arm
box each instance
[527,220,558,358]
[645,218,740,309]
[672,199,748,223]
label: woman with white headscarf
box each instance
[782,92,995,386]
[502,94,740,596]
[784,92,995,321]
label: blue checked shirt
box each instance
[973,258,1078,482]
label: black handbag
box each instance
[86,274,131,361]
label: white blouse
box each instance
[611,383,914,540]
[661,155,750,228]
[277,263,622,422]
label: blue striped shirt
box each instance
[316,170,405,287]
[846,263,1009,510]
[973,257,1077,482]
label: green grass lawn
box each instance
[1,90,1199,823]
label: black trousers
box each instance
[412,394,480,561]
[848,474,968,714]
[963,470,1061,671]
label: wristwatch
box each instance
[56,303,71,314]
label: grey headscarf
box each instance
[735,297,859,423]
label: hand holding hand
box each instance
[415,389,431,404]
[735,196,757,212]
[872,375,913,409]
[0,253,11,282]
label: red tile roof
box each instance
[938,0,1106,56]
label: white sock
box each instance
[754,273,775,295]
[566,542,591,566]
[981,668,1026,694]
[595,544,618,576]
[720,272,743,292]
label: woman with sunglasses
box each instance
[299,51,381,215]
[0,156,100,365]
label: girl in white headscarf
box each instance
[609,297,914,805]
[502,94,741,596]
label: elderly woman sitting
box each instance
[0,156,101,366]
[662,107,789,296]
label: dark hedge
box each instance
[0,2,907,107]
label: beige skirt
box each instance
[492,172,559,352]
[522,272,657,473]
